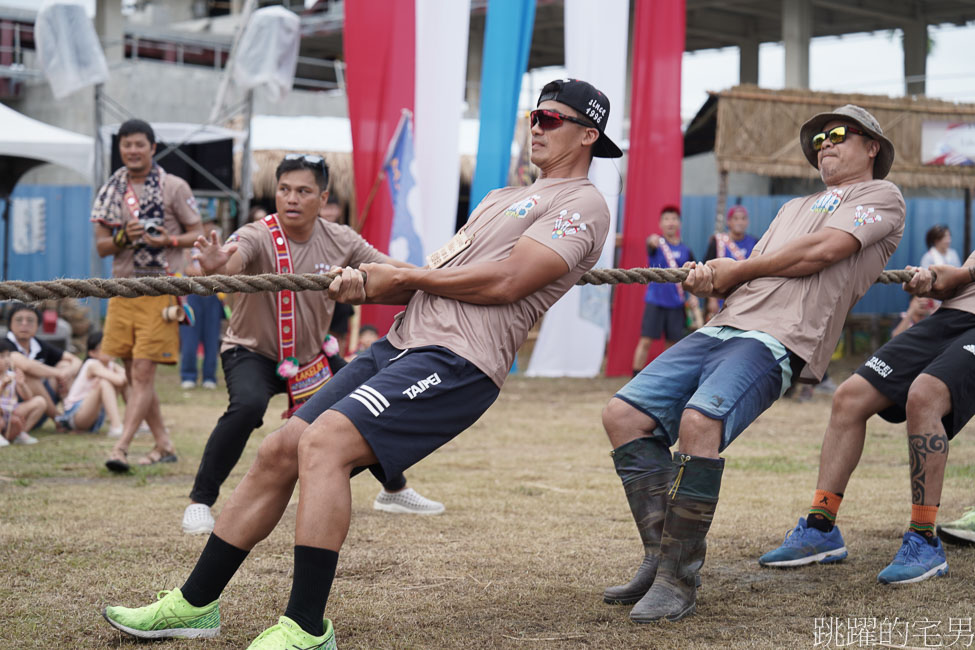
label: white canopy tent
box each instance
[0,102,93,182]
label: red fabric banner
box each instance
[344,0,415,334]
[605,0,685,376]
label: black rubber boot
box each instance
[630,453,724,623]
[603,437,674,605]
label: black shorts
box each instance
[294,337,500,482]
[641,302,685,342]
[854,308,975,439]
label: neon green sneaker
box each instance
[938,508,975,545]
[246,616,336,649]
[102,588,220,639]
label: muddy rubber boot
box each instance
[630,453,724,623]
[603,437,674,605]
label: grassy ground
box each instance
[1,364,974,649]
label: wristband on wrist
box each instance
[113,228,128,249]
[170,236,180,248]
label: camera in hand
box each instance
[143,222,163,237]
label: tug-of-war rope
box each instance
[0,267,920,303]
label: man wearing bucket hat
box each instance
[600,104,905,622]
[102,78,614,649]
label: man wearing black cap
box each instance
[600,104,905,623]
[102,79,616,649]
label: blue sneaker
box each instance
[877,531,948,585]
[759,517,848,567]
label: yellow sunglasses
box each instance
[811,125,870,151]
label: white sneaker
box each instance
[181,380,196,389]
[0,435,9,447]
[107,426,123,439]
[182,503,215,535]
[201,380,217,390]
[373,487,445,515]
[13,432,38,445]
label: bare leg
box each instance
[100,380,123,431]
[815,375,894,494]
[632,337,652,373]
[111,359,172,455]
[71,379,106,431]
[676,409,723,458]
[16,396,47,432]
[905,374,952,506]
[294,411,379,550]
[603,397,659,449]
[213,418,309,551]
[25,377,57,417]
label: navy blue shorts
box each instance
[294,337,500,482]
[641,302,685,342]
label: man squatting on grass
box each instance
[102,77,614,648]
[601,104,905,623]
[180,153,443,538]
[759,250,975,583]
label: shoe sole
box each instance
[878,562,948,585]
[102,609,220,639]
[106,459,130,473]
[373,501,444,515]
[759,547,848,567]
[630,603,696,624]
[937,525,975,545]
[603,576,699,605]
[182,524,214,535]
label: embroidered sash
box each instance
[658,238,685,302]
[716,233,747,261]
[262,213,332,411]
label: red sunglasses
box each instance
[530,109,595,131]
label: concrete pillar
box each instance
[903,21,927,96]
[739,39,759,85]
[782,0,811,89]
[94,0,124,63]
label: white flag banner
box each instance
[526,0,628,377]
[12,198,46,255]
[414,0,471,257]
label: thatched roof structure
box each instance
[689,85,975,189]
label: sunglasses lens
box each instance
[829,126,847,144]
[812,133,826,150]
[531,110,562,131]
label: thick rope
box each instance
[0,267,920,303]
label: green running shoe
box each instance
[246,616,336,650]
[938,508,975,545]
[103,588,220,639]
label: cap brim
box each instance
[799,112,895,180]
[594,133,623,158]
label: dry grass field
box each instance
[2,364,974,649]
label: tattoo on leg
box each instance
[908,433,948,504]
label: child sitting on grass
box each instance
[55,332,126,436]
[0,340,47,446]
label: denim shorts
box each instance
[62,400,105,433]
[615,327,794,451]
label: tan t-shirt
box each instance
[108,170,201,278]
[386,177,610,387]
[221,218,388,363]
[709,179,905,380]
[940,249,975,315]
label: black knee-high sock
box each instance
[284,546,339,637]
[180,534,250,607]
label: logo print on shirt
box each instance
[504,195,540,219]
[403,373,441,399]
[349,384,390,417]
[810,189,844,214]
[314,262,330,274]
[865,356,893,378]
[552,210,587,239]
[964,344,975,357]
[852,205,882,228]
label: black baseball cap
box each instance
[537,78,623,159]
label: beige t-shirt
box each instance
[108,170,201,278]
[709,179,905,380]
[221,218,388,363]
[386,177,610,387]
[941,250,975,314]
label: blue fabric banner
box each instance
[383,111,425,267]
[468,0,535,213]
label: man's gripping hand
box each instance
[327,265,368,304]
[681,261,717,298]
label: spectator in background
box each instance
[632,205,696,376]
[920,224,961,269]
[91,118,204,472]
[0,339,47,446]
[55,332,126,436]
[319,194,345,225]
[5,302,82,426]
[704,205,759,321]
[248,205,269,223]
[180,217,225,390]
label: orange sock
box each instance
[910,504,939,540]
[808,489,843,531]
